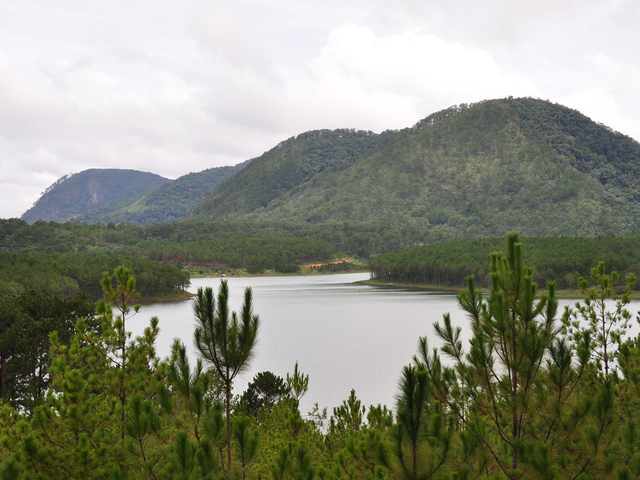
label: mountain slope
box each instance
[21,169,169,224]
[189,98,640,238]
[75,161,249,225]
[188,129,386,220]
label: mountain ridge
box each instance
[22,98,640,243]
[189,97,640,238]
[74,161,249,225]
[188,129,387,220]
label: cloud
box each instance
[282,24,540,131]
[558,53,640,141]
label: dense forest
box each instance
[0,219,337,297]
[0,217,394,264]
[368,234,640,290]
[2,235,640,479]
[10,218,640,298]
[0,253,191,298]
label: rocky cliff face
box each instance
[21,169,169,224]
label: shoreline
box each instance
[145,273,602,303]
[362,279,606,299]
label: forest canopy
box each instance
[369,233,640,290]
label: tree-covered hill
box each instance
[21,169,170,224]
[189,98,640,239]
[74,161,249,225]
[188,129,387,220]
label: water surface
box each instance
[131,273,579,415]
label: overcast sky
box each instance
[1,0,639,219]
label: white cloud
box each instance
[558,53,640,141]
[283,25,540,131]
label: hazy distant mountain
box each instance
[188,97,640,238]
[74,161,249,225]
[21,169,169,224]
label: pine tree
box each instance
[420,232,561,478]
[193,280,260,476]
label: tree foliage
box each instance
[0,290,95,412]
[369,233,640,289]
[241,371,289,416]
[194,280,260,474]
[4,237,640,479]
[0,251,190,298]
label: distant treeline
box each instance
[0,253,190,299]
[0,219,339,297]
[0,217,418,258]
[138,237,334,270]
[368,234,640,289]
[306,260,361,274]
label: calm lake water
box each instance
[130,273,583,416]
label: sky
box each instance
[1,0,640,219]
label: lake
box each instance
[130,273,580,416]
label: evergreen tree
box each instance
[98,266,142,441]
[563,261,636,376]
[286,361,309,402]
[420,232,563,478]
[386,364,452,480]
[241,371,289,416]
[193,280,260,476]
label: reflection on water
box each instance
[131,273,579,416]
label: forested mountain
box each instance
[20,98,640,243]
[190,98,640,239]
[74,161,249,225]
[188,129,386,220]
[21,169,169,224]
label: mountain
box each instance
[188,129,387,220]
[189,98,640,238]
[25,98,640,243]
[74,161,249,225]
[21,169,169,224]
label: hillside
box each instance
[188,129,387,220]
[189,98,640,239]
[21,169,169,224]
[74,161,249,225]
